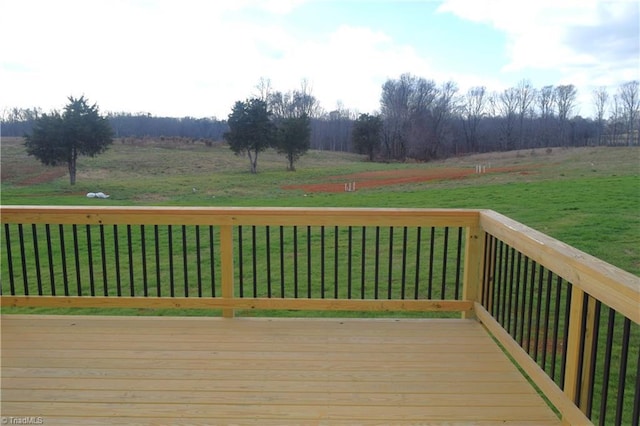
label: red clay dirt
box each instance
[12,168,67,186]
[283,165,535,193]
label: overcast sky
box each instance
[1,0,638,119]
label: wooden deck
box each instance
[1,315,561,425]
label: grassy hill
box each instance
[1,137,638,275]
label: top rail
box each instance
[0,205,480,227]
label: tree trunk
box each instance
[248,151,258,174]
[68,148,77,185]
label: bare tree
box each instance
[461,86,487,152]
[592,87,609,145]
[536,85,556,147]
[555,85,577,145]
[380,74,412,160]
[254,77,272,102]
[515,79,535,148]
[537,86,555,118]
[268,79,322,121]
[407,78,439,159]
[292,79,323,118]
[429,81,459,158]
[609,94,623,145]
[498,87,518,150]
[618,80,639,146]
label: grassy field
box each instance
[2,137,639,276]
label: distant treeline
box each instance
[2,77,638,161]
[1,109,355,152]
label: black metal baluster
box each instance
[45,224,55,296]
[401,227,407,300]
[168,225,174,297]
[500,244,510,326]
[266,226,272,298]
[574,292,590,406]
[586,300,602,418]
[631,349,640,426]
[141,225,148,297]
[500,242,510,325]
[533,264,545,361]
[127,225,134,297]
[154,225,160,297]
[550,276,563,381]
[18,224,29,295]
[361,226,366,299]
[100,225,108,296]
[506,247,516,332]
[614,317,632,426]
[279,226,285,298]
[114,225,122,297]
[598,307,616,424]
[293,226,298,298]
[481,234,491,307]
[182,225,189,297]
[525,261,537,353]
[4,224,15,295]
[196,225,202,297]
[560,284,573,390]
[86,225,95,296]
[307,226,312,298]
[519,257,530,346]
[320,226,325,299]
[454,227,463,300]
[541,270,554,371]
[334,226,339,299]
[374,226,380,300]
[209,226,216,297]
[31,224,43,295]
[58,225,69,296]
[347,226,352,299]
[238,226,244,298]
[512,252,523,338]
[72,225,81,296]
[253,226,258,298]
[414,227,422,300]
[493,240,504,318]
[428,227,435,299]
[388,227,394,299]
[441,227,449,300]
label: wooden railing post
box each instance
[462,224,485,319]
[220,225,235,318]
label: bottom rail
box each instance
[0,296,472,313]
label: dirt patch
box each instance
[283,165,536,193]
[15,168,67,186]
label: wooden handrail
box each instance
[0,205,479,227]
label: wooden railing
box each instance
[1,206,638,425]
[477,211,639,426]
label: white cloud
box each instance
[437,0,639,81]
[1,0,439,117]
[5,0,634,118]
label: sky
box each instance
[1,0,638,120]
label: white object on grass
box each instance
[86,192,110,199]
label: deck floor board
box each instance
[1,315,561,425]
